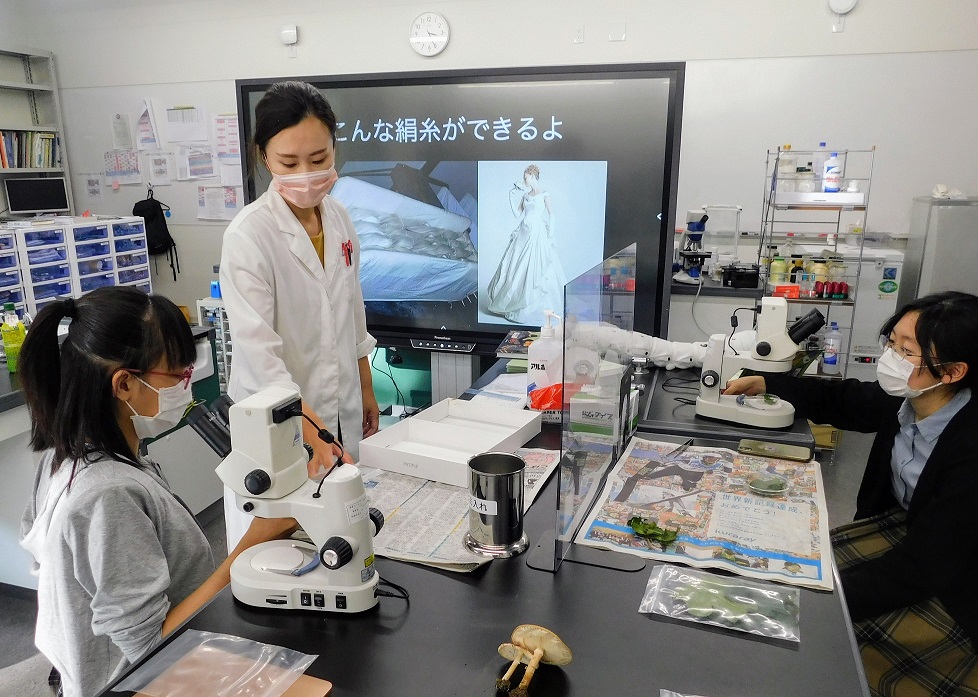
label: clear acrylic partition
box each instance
[552,245,636,570]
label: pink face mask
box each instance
[270,168,337,209]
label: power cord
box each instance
[726,307,755,357]
[371,348,405,409]
[401,400,431,420]
[660,375,700,393]
[376,576,410,601]
[284,408,347,499]
[690,277,710,336]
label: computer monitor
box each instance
[3,176,70,216]
[237,63,684,354]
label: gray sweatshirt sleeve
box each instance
[65,482,171,663]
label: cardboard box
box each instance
[359,399,542,487]
[413,399,541,453]
[809,421,839,450]
[568,386,639,440]
[772,284,801,299]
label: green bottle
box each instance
[1,302,26,373]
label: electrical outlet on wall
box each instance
[573,25,585,44]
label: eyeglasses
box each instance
[124,365,194,389]
[879,335,921,361]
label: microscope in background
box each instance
[695,297,825,428]
[673,211,711,285]
[187,387,384,613]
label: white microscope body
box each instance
[216,387,382,613]
[565,297,822,429]
[694,297,820,428]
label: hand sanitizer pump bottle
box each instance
[527,310,564,399]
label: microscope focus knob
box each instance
[320,536,354,570]
[244,469,271,495]
[756,341,772,357]
[369,507,385,536]
[701,370,720,388]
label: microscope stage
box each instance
[231,540,380,613]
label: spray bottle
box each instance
[1,302,26,373]
[527,310,564,412]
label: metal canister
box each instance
[463,452,529,558]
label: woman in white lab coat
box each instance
[220,81,379,549]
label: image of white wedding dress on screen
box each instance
[485,165,567,324]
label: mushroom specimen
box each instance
[496,643,533,691]
[499,624,572,696]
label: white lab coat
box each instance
[219,188,376,549]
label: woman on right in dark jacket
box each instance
[725,291,978,697]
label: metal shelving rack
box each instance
[0,46,74,212]
[758,147,876,377]
[196,298,231,393]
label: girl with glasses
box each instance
[725,291,978,696]
[18,286,296,697]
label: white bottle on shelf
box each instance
[821,322,842,375]
[776,145,797,194]
[527,310,564,401]
[812,142,830,191]
[822,153,842,193]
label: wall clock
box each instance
[410,12,450,57]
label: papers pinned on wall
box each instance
[213,114,240,162]
[176,146,217,180]
[198,185,243,221]
[136,99,161,150]
[104,149,141,186]
[165,105,209,142]
[147,152,174,186]
[110,112,133,150]
[79,173,103,199]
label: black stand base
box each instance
[525,530,646,573]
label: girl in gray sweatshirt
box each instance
[18,287,296,697]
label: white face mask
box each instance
[876,348,944,399]
[127,377,194,440]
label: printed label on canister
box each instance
[470,496,498,516]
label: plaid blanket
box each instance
[832,509,978,697]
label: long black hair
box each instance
[249,81,337,175]
[880,290,978,392]
[19,286,196,470]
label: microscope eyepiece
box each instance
[788,308,826,345]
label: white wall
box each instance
[0,1,32,46]
[14,0,978,314]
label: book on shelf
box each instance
[495,330,539,358]
[0,130,59,168]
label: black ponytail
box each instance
[19,286,196,471]
[19,299,70,456]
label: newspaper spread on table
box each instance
[362,447,560,572]
[574,436,833,590]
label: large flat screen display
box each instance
[237,64,683,353]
